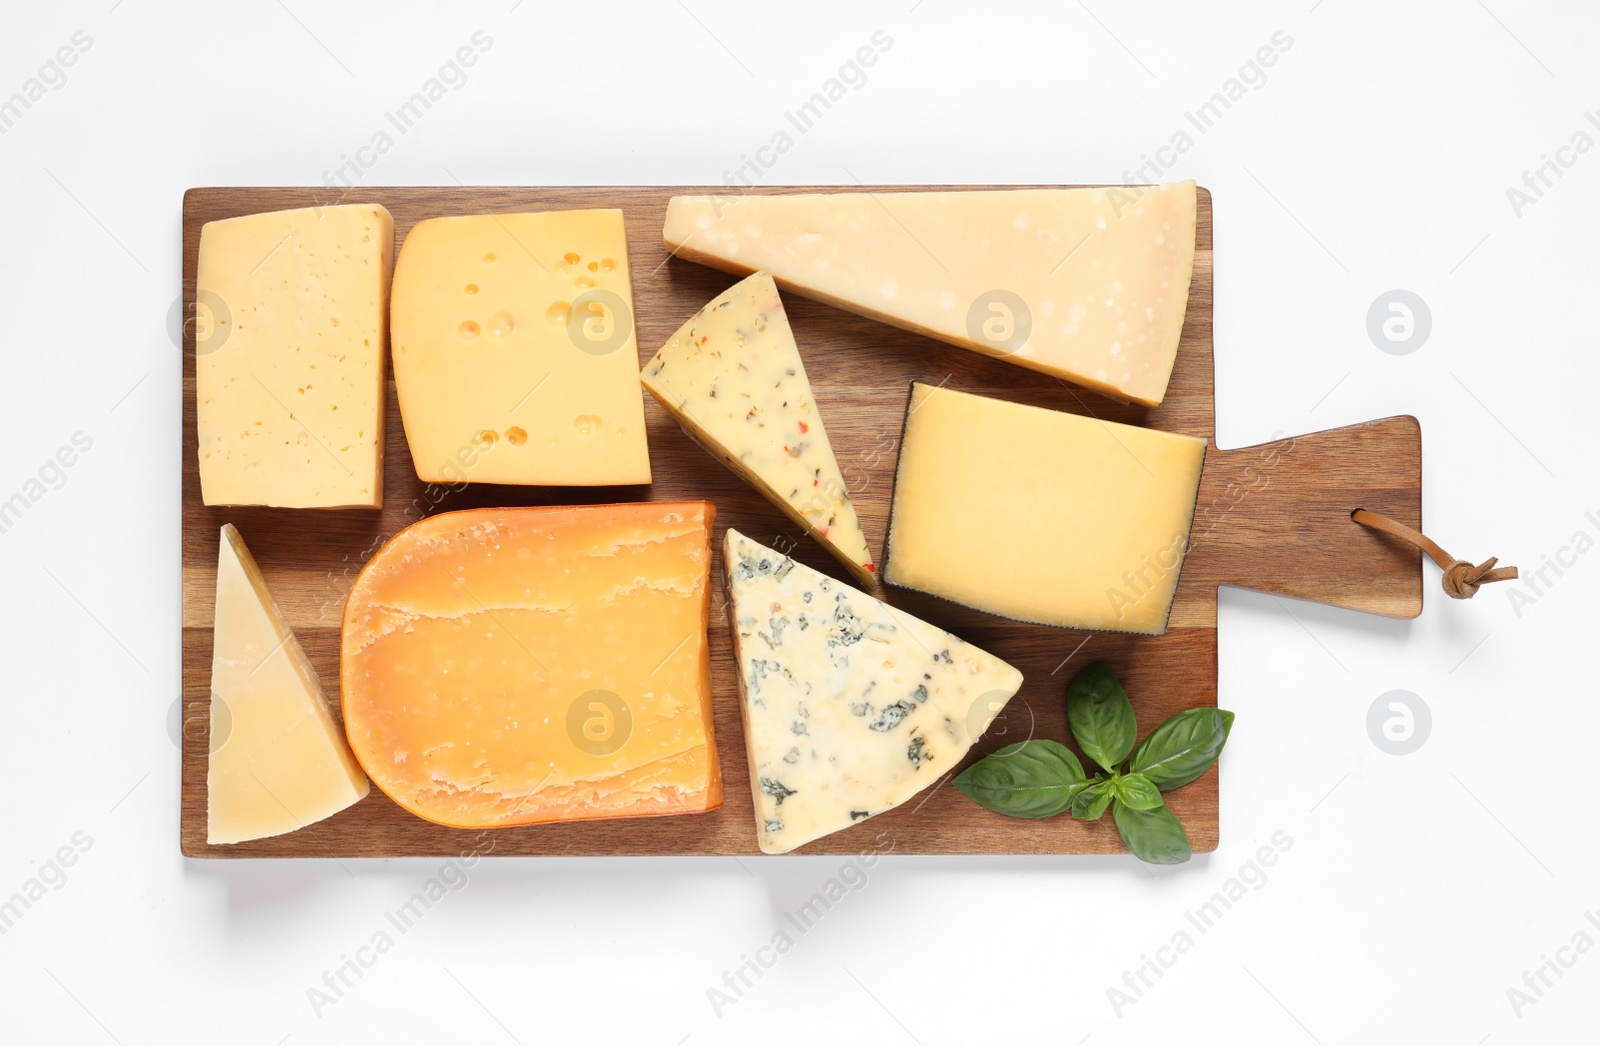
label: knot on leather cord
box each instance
[1351,509,1518,600]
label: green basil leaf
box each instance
[1130,708,1235,791]
[1112,800,1193,865]
[1110,772,1163,810]
[1070,779,1113,821]
[1067,662,1138,773]
[951,740,1089,819]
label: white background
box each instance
[1,1,1595,1042]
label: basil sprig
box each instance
[953,662,1233,866]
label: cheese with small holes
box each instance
[340,503,720,828]
[886,383,1207,635]
[724,529,1023,853]
[196,204,392,507]
[663,183,1196,406]
[208,525,369,844]
[391,211,651,485]
[642,271,875,585]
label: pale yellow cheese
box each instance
[886,384,1207,635]
[642,272,875,585]
[663,184,1197,406]
[196,204,392,508]
[208,524,369,844]
[391,211,651,485]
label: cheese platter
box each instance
[179,184,1422,858]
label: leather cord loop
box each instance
[1352,509,1518,599]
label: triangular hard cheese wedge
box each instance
[663,184,1197,407]
[207,525,368,844]
[643,272,876,586]
[723,529,1023,853]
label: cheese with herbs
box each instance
[886,383,1207,635]
[663,184,1197,406]
[724,529,1023,853]
[642,271,875,585]
[208,524,370,844]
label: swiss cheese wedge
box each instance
[886,383,1207,635]
[208,525,369,844]
[390,210,652,485]
[724,529,1023,853]
[664,184,1197,406]
[642,272,875,586]
[340,503,721,829]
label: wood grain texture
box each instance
[180,185,1421,858]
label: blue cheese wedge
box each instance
[723,529,1024,853]
[643,272,876,586]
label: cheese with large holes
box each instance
[391,211,651,485]
[341,503,720,828]
[663,184,1196,406]
[196,204,392,508]
[886,383,1207,635]
[642,272,875,585]
[208,525,369,844]
[724,529,1023,853]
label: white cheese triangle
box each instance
[724,528,1023,853]
[664,184,1197,407]
[207,525,369,844]
[644,272,876,586]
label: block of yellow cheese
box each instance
[663,184,1197,406]
[340,502,720,828]
[886,383,1207,635]
[208,524,370,844]
[196,204,393,508]
[642,271,875,586]
[391,211,651,485]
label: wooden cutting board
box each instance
[179,185,1422,858]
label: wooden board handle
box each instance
[1183,416,1423,619]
